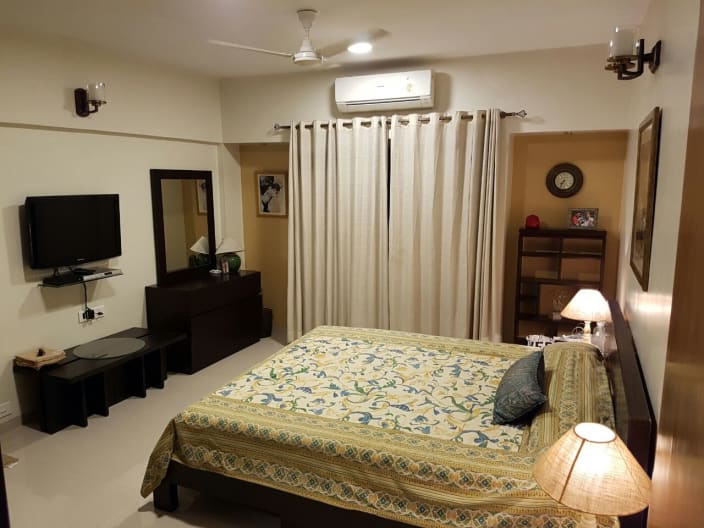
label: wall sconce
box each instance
[605,27,661,80]
[74,82,107,117]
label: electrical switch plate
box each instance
[78,305,104,323]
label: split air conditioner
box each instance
[334,70,434,113]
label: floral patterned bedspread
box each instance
[142,326,616,528]
[214,329,529,451]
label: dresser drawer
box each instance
[187,272,261,315]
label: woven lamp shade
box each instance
[560,289,612,323]
[533,423,651,516]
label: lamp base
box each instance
[220,253,241,274]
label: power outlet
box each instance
[78,305,105,323]
[0,401,12,421]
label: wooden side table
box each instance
[14,327,185,434]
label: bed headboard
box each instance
[606,300,656,528]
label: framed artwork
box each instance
[256,172,287,217]
[196,179,208,214]
[568,208,599,229]
[630,107,662,291]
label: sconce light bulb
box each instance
[87,82,107,105]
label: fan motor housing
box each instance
[293,51,321,65]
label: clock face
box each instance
[546,163,583,198]
[555,171,575,190]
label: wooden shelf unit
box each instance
[513,228,607,343]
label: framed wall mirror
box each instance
[150,169,216,285]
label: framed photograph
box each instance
[568,208,599,229]
[256,172,287,217]
[196,179,208,215]
[630,107,662,291]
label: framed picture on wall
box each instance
[630,107,662,292]
[196,179,208,215]
[256,172,287,217]
[568,208,599,229]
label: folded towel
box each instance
[15,347,66,369]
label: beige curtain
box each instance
[287,118,389,342]
[388,110,503,340]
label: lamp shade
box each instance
[534,423,651,516]
[609,26,636,58]
[189,235,209,254]
[215,237,242,255]
[87,82,107,104]
[560,289,611,323]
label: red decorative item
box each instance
[525,215,540,229]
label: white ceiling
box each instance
[1,0,650,78]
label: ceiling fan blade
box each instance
[318,28,390,59]
[208,39,293,58]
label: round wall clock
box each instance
[546,163,584,198]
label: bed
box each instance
[141,301,654,528]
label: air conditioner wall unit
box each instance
[335,70,434,113]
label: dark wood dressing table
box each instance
[145,270,262,373]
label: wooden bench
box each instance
[15,327,186,434]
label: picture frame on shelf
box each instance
[630,107,662,292]
[256,172,287,217]
[568,208,598,229]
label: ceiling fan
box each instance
[209,9,387,66]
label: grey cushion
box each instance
[492,350,546,425]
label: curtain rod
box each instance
[272,110,527,130]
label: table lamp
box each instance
[534,422,651,518]
[560,289,611,337]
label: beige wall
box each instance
[220,45,634,143]
[0,30,222,142]
[0,32,225,425]
[239,144,289,338]
[617,0,700,418]
[503,131,628,341]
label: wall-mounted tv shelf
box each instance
[39,267,123,288]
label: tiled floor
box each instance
[1,338,285,528]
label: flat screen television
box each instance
[25,194,122,269]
